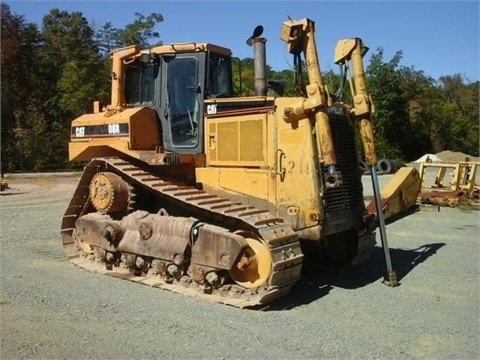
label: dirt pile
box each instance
[435,150,479,163]
[413,154,442,163]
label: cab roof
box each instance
[144,42,232,56]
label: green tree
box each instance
[58,57,110,115]
[95,21,117,54]
[233,58,255,96]
[366,48,408,160]
[1,3,43,172]
[396,66,438,160]
[42,9,97,62]
[112,12,164,48]
[269,69,297,97]
[434,75,479,156]
[39,9,111,168]
[3,4,478,173]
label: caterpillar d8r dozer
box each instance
[61,17,402,308]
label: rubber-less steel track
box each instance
[61,157,304,308]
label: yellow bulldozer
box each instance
[61,17,420,308]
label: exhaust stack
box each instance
[247,25,267,96]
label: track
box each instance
[61,157,304,308]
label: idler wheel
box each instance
[89,172,129,213]
[229,236,272,289]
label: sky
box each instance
[4,0,480,82]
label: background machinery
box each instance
[61,17,418,307]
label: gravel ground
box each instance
[0,173,479,360]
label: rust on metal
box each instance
[418,161,479,207]
[61,157,304,308]
[365,167,421,220]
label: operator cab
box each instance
[123,43,233,155]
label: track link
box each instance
[61,157,303,308]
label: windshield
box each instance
[167,57,200,147]
[125,63,156,105]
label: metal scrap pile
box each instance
[417,159,479,208]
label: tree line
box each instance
[1,4,478,173]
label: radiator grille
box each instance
[321,113,364,213]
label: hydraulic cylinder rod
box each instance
[335,38,398,286]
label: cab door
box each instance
[159,54,206,154]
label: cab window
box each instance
[125,63,156,105]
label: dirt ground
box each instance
[1,172,479,359]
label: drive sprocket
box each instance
[89,172,130,213]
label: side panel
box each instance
[206,113,267,167]
[196,167,271,201]
[197,97,323,234]
[273,98,323,232]
[69,107,160,162]
[197,98,275,208]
